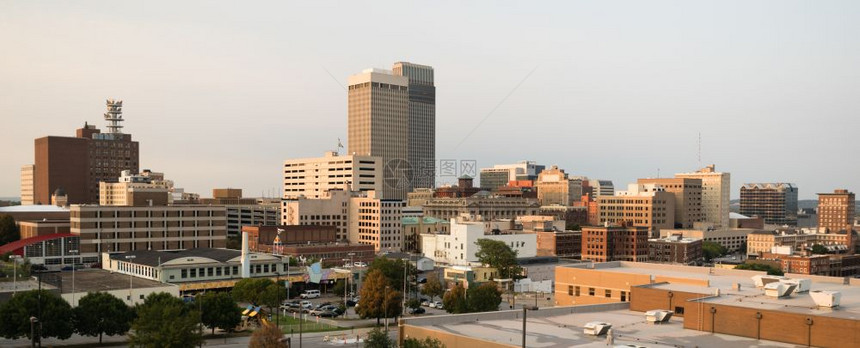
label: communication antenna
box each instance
[104,99,124,134]
[698,132,702,166]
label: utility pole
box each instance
[124,255,136,305]
[69,249,78,306]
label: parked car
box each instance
[408,307,426,314]
[300,290,321,299]
[433,301,443,309]
[421,300,430,307]
[353,261,368,268]
[417,278,427,284]
[346,299,357,307]
[317,310,337,318]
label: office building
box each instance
[20,165,34,205]
[402,216,449,253]
[817,189,855,233]
[421,216,537,266]
[196,189,277,237]
[27,100,140,205]
[659,227,755,253]
[597,184,675,235]
[478,161,545,191]
[536,165,582,206]
[241,225,375,267]
[422,193,541,221]
[348,68,410,200]
[676,165,731,228]
[637,177,702,228]
[581,225,649,262]
[740,183,799,226]
[433,175,481,198]
[392,62,435,189]
[478,169,510,191]
[647,235,703,264]
[100,170,171,206]
[747,228,853,256]
[282,151,383,200]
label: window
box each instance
[620,291,627,302]
[674,306,685,315]
[588,288,595,296]
[568,285,574,296]
[575,286,581,296]
[605,289,612,298]
[190,269,196,278]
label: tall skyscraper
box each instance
[675,165,731,228]
[740,183,798,226]
[348,68,410,200]
[26,99,140,205]
[392,62,436,189]
[817,189,855,233]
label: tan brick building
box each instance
[282,151,383,200]
[818,189,855,233]
[581,225,649,262]
[675,165,731,228]
[637,177,702,228]
[597,184,675,236]
[536,165,582,206]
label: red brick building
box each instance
[581,225,648,262]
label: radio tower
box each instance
[104,99,124,134]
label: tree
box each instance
[199,292,242,335]
[232,278,280,306]
[357,270,402,323]
[735,263,785,276]
[368,256,415,294]
[474,239,521,279]
[811,244,829,255]
[442,284,467,314]
[364,327,395,348]
[702,241,728,261]
[466,283,502,312]
[249,322,287,348]
[406,298,421,310]
[0,214,20,245]
[0,289,73,340]
[403,337,446,348]
[332,279,346,297]
[73,292,134,344]
[420,272,445,301]
[129,292,202,348]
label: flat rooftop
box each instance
[411,307,796,348]
[39,269,173,293]
[563,261,860,320]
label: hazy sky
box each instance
[2,1,859,200]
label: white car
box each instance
[300,290,320,299]
[433,301,443,309]
[353,261,368,268]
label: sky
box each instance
[1,1,859,200]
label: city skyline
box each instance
[2,1,860,199]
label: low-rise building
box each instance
[648,235,703,264]
[597,183,675,236]
[421,216,536,266]
[422,193,540,221]
[581,225,649,262]
[402,216,449,253]
[659,227,755,253]
[443,265,499,289]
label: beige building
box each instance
[637,177,702,228]
[282,190,404,251]
[536,165,582,206]
[659,227,757,253]
[676,165,731,228]
[407,188,435,207]
[100,170,172,206]
[748,228,854,256]
[70,204,228,262]
[282,151,383,200]
[422,193,541,221]
[20,164,34,205]
[597,184,675,236]
[348,68,410,200]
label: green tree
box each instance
[0,214,20,245]
[474,239,522,279]
[249,322,287,348]
[466,283,502,312]
[364,327,395,348]
[702,241,728,261]
[0,289,73,340]
[332,279,346,297]
[232,278,278,305]
[420,272,446,301]
[735,263,785,276]
[406,298,421,310]
[368,257,415,294]
[442,284,467,314]
[811,244,828,255]
[72,292,134,344]
[403,337,446,348]
[199,292,242,335]
[357,270,402,323]
[129,292,202,348]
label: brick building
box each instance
[648,235,703,264]
[581,225,648,262]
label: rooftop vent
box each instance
[779,278,812,293]
[764,282,796,298]
[645,310,673,324]
[752,275,786,288]
[810,290,841,308]
[583,321,612,336]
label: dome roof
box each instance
[53,187,67,197]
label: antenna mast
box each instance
[104,99,124,134]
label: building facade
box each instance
[422,194,541,221]
[739,183,798,226]
[648,235,703,264]
[282,151,383,200]
[817,189,855,233]
[581,225,649,262]
[637,177,702,228]
[536,165,582,206]
[348,68,410,200]
[597,184,675,236]
[392,62,435,189]
[421,217,537,266]
[675,165,731,228]
[20,165,34,205]
[478,169,510,191]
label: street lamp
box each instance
[10,255,21,296]
[29,316,38,348]
[68,249,78,306]
[124,255,136,305]
[384,285,390,332]
[521,305,539,348]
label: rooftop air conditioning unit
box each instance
[645,310,673,324]
[780,278,812,293]
[583,321,612,336]
[752,275,786,288]
[764,282,796,298]
[810,290,841,308]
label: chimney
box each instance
[241,231,251,278]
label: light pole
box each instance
[522,305,539,348]
[11,255,21,296]
[68,249,78,306]
[384,285,390,332]
[124,255,136,305]
[275,270,281,327]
